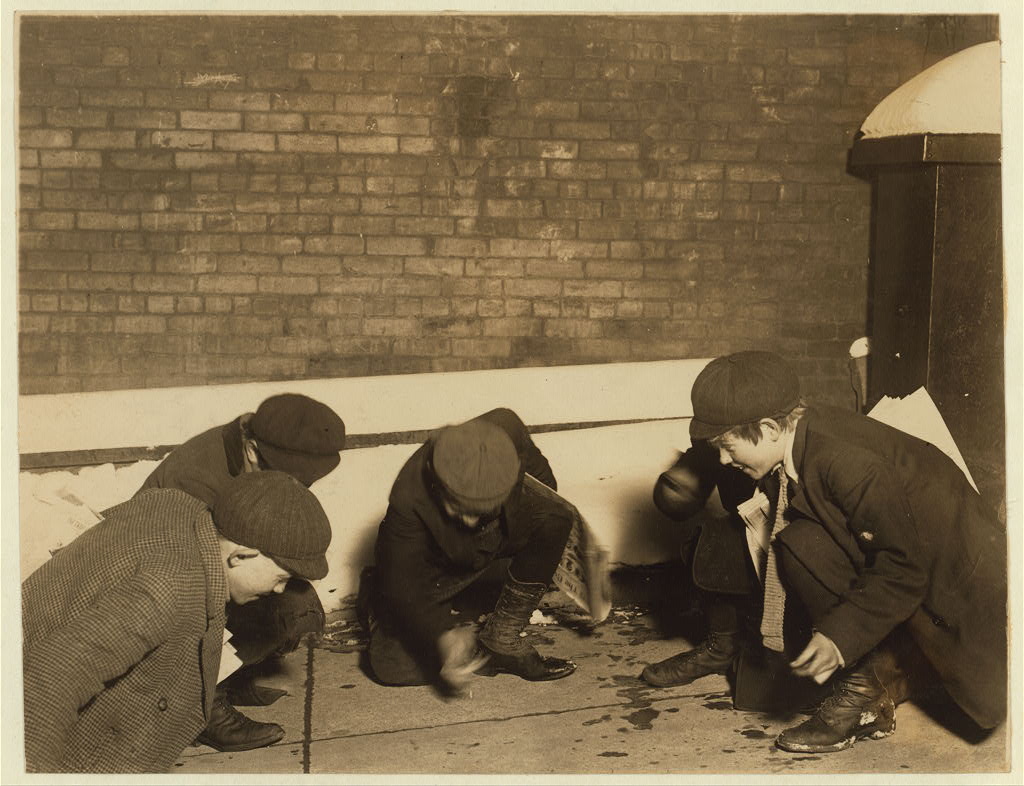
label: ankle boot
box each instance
[640,631,739,687]
[222,671,288,707]
[195,691,285,752]
[476,576,576,681]
[775,657,896,753]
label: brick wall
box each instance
[18,14,998,403]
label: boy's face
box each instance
[713,423,786,480]
[226,551,292,604]
[440,495,501,529]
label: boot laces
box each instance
[818,672,887,725]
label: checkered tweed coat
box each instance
[22,489,228,773]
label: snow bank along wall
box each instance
[20,359,711,612]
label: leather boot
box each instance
[195,691,285,752]
[640,631,738,687]
[476,576,576,681]
[222,670,288,707]
[775,658,896,753]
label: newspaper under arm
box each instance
[737,489,772,583]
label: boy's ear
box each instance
[759,418,782,441]
[242,438,261,472]
[226,546,261,568]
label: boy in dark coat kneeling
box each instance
[686,350,1006,753]
[364,408,577,692]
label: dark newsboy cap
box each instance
[251,393,345,487]
[689,351,801,441]
[432,418,521,513]
[213,471,332,581]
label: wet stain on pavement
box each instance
[704,700,733,710]
[583,714,612,726]
[623,707,660,730]
[609,674,656,711]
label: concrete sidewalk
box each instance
[173,572,1007,777]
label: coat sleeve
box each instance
[375,507,457,661]
[480,408,557,490]
[808,456,930,665]
[653,445,718,521]
[22,571,181,772]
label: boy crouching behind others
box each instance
[137,393,345,751]
[361,408,577,693]
[682,350,1006,753]
[22,471,332,773]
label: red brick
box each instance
[180,111,242,130]
[205,214,267,233]
[393,216,454,236]
[76,130,137,148]
[76,212,139,231]
[299,196,360,214]
[29,212,75,230]
[399,257,460,277]
[131,274,194,293]
[258,275,318,295]
[336,135,399,154]
[141,213,204,232]
[451,337,512,357]
[174,152,237,170]
[39,151,102,168]
[502,279,561,298]
[362,196,421,215]
[21,129,73,148]
[278,134,339,153]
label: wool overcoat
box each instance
[22,489,227,773]
[138,417,247,507]
[373,408,559,653]
[774,405,1006,729]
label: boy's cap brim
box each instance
[258,441,341,487]
[689,417,734,441]
[270,552,329,581]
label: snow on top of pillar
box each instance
[859,41,1001,139]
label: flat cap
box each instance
[251,393,345,486]
[213,471,332,581]
[432,418,521,513]
[690,351,801,441]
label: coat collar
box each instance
[785,410,813,519]
[194,509,228,622]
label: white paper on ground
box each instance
[217,629,243,684]
[867,387,978,492]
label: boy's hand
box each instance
[438,627,489,692]
[790,631,844,684]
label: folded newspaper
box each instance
[737,490,772,583]
[523,473,612,623]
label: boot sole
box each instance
[776,722,896,754]
[195,730,285,752]
[476,662,577,681]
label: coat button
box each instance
[157,697,168,711]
